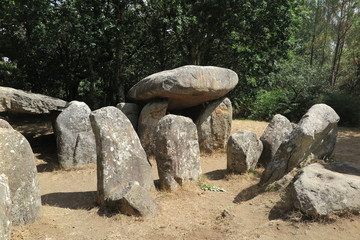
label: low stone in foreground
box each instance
[285,162,360,217]
[0,174,11,240]
[154,114,201,191]
[227,130,263,174]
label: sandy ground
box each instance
[9,119,360,240]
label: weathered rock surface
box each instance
[0,174,11,240]
[227,130,263,174]
[55,101,96,169]
[116,102,140,130]
[261,104,340,185]
[0,86,68,114]
[258,114,293,168]
[196,97,232,153]
[0,119,12,129]
[0,128,41,225]
[128,65,238,110]
[285,162,360,216]
[154,114,201,191]
[108,181,160,217]
[90,106,154,207]
[137,100,168,156]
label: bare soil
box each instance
[10,119,360,240]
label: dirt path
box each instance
[11,120,360,240]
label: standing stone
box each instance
[227,130,263,174]
[0,119,12,129]
[196,97,232,153]
[0,128,41,225]
[261,104,340,185]
[55,101,96,169]
[285,162,360,217]
[90,106,154,208]
[258,114,293,168]
[0,174,11,240]
[154,114,201,191]
[116,102,140,130]
[128,65,239,110]
[137,100,168,156]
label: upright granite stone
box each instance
[0,127,41,225]
[116,102,140,130]
[285,162,360,217]
[55,101,96,169]
[0,86,68,114]
[258,114,293,168]
[196,97,232,153]
[108,181,160,217]
[128,65,238,110]
[137,100,168,156]
[261,104,340,185]
[154,114,201,191]
[0,174,11,240]
[0,119,12,129]
[227,130,263,174]
[90,106,154,208]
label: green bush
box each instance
[321,91,360,127]
[250,90,288,121]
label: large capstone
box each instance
[195,97,232,153]
[0,126,41,225]
[285,162,360,217]
[90,106,154,208]
[0,86,68,114]
[0,174,11,240]
[258,114,293,168]
[55,101,96,169]
[137,100,168,156]
[154,114,201,191]
[261,104,340,185]
[227,130,263,174]
[128,65,238,110]
[116,102,140,130]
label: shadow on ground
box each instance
[233,183,264,203]
[41,191,97,210]
[204,169,227,180]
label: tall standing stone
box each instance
[0,127,41,225]
[196,97,232,153]
[90,106,154,208]
[116,102,140,130]
[261,104,340,185]
[258,114,293,168]
[0,174,11,240]
[128,65,238,110]
[154,114,201,191]
[137,100,168,156]
[55,101,96,169]
[227,130,263,174]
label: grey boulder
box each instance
[0,174,11,240]
[0,127,41,225]
[261,104,340,185]
[0,86,68,114]
[90,106,154,208]
[154,114,201,191]
[196,97,232,153]
[128,65,238,110]
[285,162,360,216]
[227,130,263,174]
[137,100,168,156]
[258,114,293,168]
[55,101,96,169]
[116,102,140,130]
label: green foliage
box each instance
[321,91,360,127]
[199,181,226,192]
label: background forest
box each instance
[0,0,359,126]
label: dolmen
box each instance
[128,65,238,155]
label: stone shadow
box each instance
[41,191,97,210]
[233,183,265,203]
[204,169,227,180]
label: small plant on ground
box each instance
[198,179,226,192]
